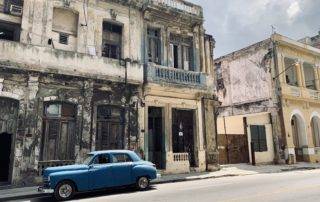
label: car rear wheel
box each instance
[54,181,75,201]
[137,176,150,190]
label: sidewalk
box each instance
[1,163,320,201]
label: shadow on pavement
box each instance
[24,186,157,202]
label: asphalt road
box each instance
[15,169,320,202]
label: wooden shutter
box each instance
[250,125,259,152]
[258,126,267,152]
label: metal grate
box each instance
[59,33,69,45]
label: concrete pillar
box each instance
[199,27,206,73]
[316,67,320,90]
[165,104,172,152]
[77,80,93,162]
[297,62,305,87]
[203,96,219,171]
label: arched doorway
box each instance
[291,114,307,162]
[311,116,320,148]
[0,98,19,183]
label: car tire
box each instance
[54,180,76,201]
[137,176,150,190]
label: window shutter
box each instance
[250,125,259,152]
[258,126,267,152]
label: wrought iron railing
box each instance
[147,64,206,87]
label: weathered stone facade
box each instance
[0,0,218,185]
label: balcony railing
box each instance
[309,90,320,100]
[173,153,189,162]
[290,86,301,97]
[149,0,202,16]
[147,63,206,87]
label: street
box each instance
[15,169,320,202]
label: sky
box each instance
[189,0,320,57]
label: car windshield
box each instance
[82,154,94,165]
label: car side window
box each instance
[111,154,133,163]
[93,154,110,165]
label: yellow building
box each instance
[274,34,320,163]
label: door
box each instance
[0,133,12,182]
[96,105,124,150]
[172,109,196,167]
[110,153,133,186]
[148,107,165,169]
[89,154,114,190]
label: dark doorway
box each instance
[0,133,12,182]
[148,107,165,169]
[172,109,196,167]
[96,105,125,150]
[218,134,249,164]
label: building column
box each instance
[77,80,93,162]
[202,95,219,171]
[297,61,305,87]
[316,67,320,90]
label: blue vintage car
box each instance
[38,150,160,201]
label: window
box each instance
[284,57,298,86]
[52,8,79,36]
[250,125,267,152]
[0,21,20,42]
[170,34,194,71]
[303,62,316,90]
[147,28,161,64]
[111,153,133,163]
[93,154,110,165]
[102,22,122,59]
[59,33,69,45]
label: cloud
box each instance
[189,0,319,57]
[287,1,301,22]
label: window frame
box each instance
[250,125,268,152]
[102,21,123,59]
[147,28,161,65]
[284,57,298,86]
[111,153,133,163]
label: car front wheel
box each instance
[54,181,75,201]
[137,176,150,190]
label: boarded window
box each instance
[169,34,194,71]
[303,62,316,90]
[284,57,298,86]
[52,8,79,36]
[147,28,161,64]
[102,22,122,59]
[250,125,267,152]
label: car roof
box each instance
[89,150,135,155]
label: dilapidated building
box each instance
[215,33,320,166]
[0,0,218,186]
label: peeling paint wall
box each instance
[215,40,274,116]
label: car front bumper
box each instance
[157,173,161,179]
[38,186,54,194]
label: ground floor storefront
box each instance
[0,68,142,186]
[217,112,275,165]
[141,86,219,174]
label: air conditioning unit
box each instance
[9,4,23,16]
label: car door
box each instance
[89,154,115,190]
[110,153,134,186]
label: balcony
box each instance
[146,63,206,87]
[0,0,23,16]
[0,40,143,84]
[148,0,202,16]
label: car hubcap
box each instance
[59,184,72,198]
[139,177,148,189]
